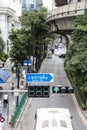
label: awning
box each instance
[0,69,10,83]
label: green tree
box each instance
[0,37,7,61]
[0,37,5,56]
[65,9,87,102]
[9,28,32,64]
[9,5,53,70]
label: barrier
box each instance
[47,2,86,22]
[11,91,28,127]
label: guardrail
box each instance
[47,1,86,22]
[11,91,28,128]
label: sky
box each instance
[43,0,52,10]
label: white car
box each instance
[55,49,61,56]
[34,108,74,130]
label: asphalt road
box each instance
[15,53,87,130]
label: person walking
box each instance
[0,114,5,123]
[0,114,4,130]
[0,121,4,130]
[3,93,8,108]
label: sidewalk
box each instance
[4,97,31,130]
[0,58,22,130]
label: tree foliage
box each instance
[9,5,53,68]
[0,36,7,61]
[0,37,5,56]
[65,9,87,98]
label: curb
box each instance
[64,63,87,126]
[72,94,87,126]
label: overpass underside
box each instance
[47,1,86,35]
[55,0,68,7]
[49,16,76,35]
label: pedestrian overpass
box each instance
[47,1,87,45]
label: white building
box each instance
[0,0,22,53]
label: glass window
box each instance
[42,120,49,128]
[52,119,58,127]
[60,120,67,128]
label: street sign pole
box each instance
[7,94,9,124]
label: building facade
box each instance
[0,0,43,53]
[0,0,22,53]
[36,0,42,10]
[20,0,42,11]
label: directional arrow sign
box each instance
[54,87,59,93]
[26,73,53,82]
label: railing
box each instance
[47,1,86,22]
[11,91,28,128]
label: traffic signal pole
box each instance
[15,62,21,107]
[0,90,28,93]
[16,65,20,107]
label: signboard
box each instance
[23,60,32,66]
[26,73,53,82]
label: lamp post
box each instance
[16,62,21,107]
[7,94,9,123]
[27,55,29,73]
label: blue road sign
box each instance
[23,60,32,66]
[26,73,53,82]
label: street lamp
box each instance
[16,62,21,107]
[26,55,33,73]
[7,94,9,123]
[27,55,30,73]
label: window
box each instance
[60,120,67,128]
[52,119,58,127]
[42,120,49,128]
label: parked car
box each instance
[49,48,54,54]
[55,50,61,56]
[59,54,66,58]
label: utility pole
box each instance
[27,55,30,73]
[32,24,35,72]
[16,63,21,107]
[7,94,9,123]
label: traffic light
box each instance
[52,86,74,93]
[28,85,50,97]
